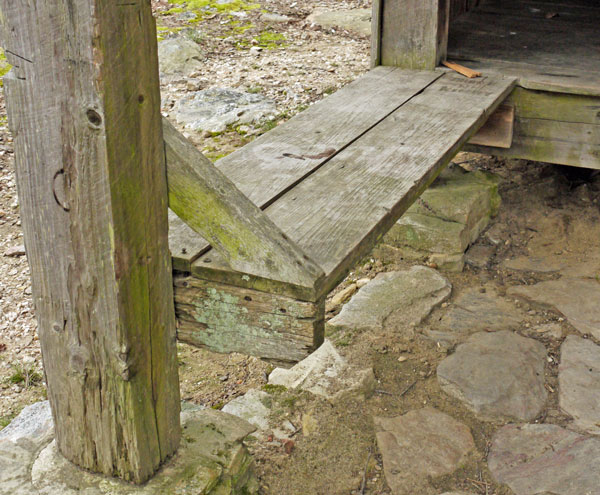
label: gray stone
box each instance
[437,331,547,421]
[559,335,600,435]
[464,244,496,269]
[174,88,276,133]
[268,340,375,401]
[508,278,600,340]
[222,389,272,431]
[307,9,372,36]
[374,408,475,495]
[0,404,258,495]
[329,266,451,333]
[260,12,291,23]
[157,37,203,76]
[382,167,501,272]
[4,244,26,257]
[0,400,52,443]
[426,288,524,345]
[489,423,600,495]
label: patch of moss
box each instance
[0,48,12,87]
[261,383,287,394]
[8,362,42,388]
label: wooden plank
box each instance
[259,72,516,297]
[476,0,600,24]
[0,0,179,483]
[370,0,383,67]
[380,0,450,69]
[174,276,324,365]
[169,209,209,271]
[164,118,324,288]
[468,104,515,148]
[466,118,600,169]
[170,68,444,267]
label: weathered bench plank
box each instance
[169,67,443,270]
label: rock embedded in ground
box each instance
[222,389,272,431]
[157,37,204,76]
[374,408,475,495]
[426,288,524,346]
[328,266,451,333]
[508,278,600,340]
[382,167,501,272]
[174,88,277,133]
[437,331,547,421]
[307,9,372,36]
[268,340,375,401]
[559,335,600,435]
[1,403,258,495]
[488,423,600,495]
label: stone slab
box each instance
[437,331,547,421]
[559,335,600,435]
[328,266,451,332]
[0,404,258,495]
[268,340,375,401]
[508,278,600,340]
[158,37,204,76]
[489,423,600,495]
[374,408,475,495]
[307,9,372,36]
[222,389,272,431]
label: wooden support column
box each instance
[372,0,450,69]
[0,0,180,484]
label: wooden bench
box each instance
[166,67,515,365]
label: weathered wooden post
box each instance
[0,0,180,484]
[372,0,450,69]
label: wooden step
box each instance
[171,69,516,362]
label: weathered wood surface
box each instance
[169,209,210,271]
[447,0,600,96]
[379,0,449,69]
[465,87,600,169]
[450,0,479,20]
[164,118,324,288]
[196,72,516,299]
[0,0,179,483]
[174,276,324,364]
[370,0,383,67]
[170,68,443,270]
[468,104,514,148]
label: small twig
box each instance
[375,389,393,396]
[399,380,417,397]
[360,446,373,495]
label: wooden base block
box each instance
[174,275,324,366]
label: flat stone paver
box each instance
[437,331,547,421]
[559,335,600,435]
[426,288,523,345]
[508,278,600,340]
[306,9,372,36]
[328,266,451,332]
[374,408,475,495]
[489,423,600,495]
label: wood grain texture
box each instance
[170,68,443,267]
[174,276,324,364]
[262,72,516,297]
[468,104,514,148]
[0,0,179,483]
[164,118,324,288]
[380,0,449,69]
[447,1,600,95]
[168,209,210,271]
[370,0,383,67]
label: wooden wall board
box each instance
[260,72,516,298]
[174,275,324,365]
[170,67,443,268]
[468,104,515,148]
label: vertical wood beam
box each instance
[0,0,180,483]
[375,0,450,69]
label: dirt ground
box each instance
[1,1,599,494]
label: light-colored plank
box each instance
[469,104,514,148]
[260,72,516,296]
[380,0,450,69]
[0,0,179,483]
[170,68,444,267]
[164,118,324,288]
[174,276,324,365]
[169,209,209,271]
[370,0,383,67]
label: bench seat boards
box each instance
[169,67,444,270]
[192,72,516,299]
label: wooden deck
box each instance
[448,0,600,168]
[170,68,515,362]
